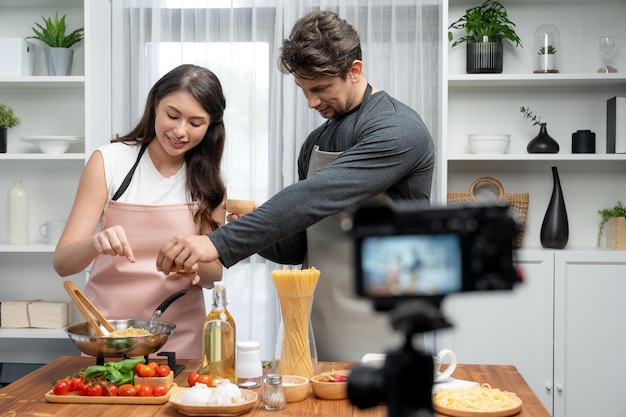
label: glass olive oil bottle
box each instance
[201,281,236,385]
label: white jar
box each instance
[235,341,263,388]
[7,180,28,244]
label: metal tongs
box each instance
[63,280,115,337]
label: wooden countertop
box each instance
[0,356,550,416]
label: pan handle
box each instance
[151,290,189,320]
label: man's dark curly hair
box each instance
[278,10,362,79]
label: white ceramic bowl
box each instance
[21,136,84,154]
[467,134,511,154]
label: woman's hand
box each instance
[92,225,136,263]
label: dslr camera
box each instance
[345,203,520,417]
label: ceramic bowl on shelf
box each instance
[20,136,84,154]
[467,134,511,154]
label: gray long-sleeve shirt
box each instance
[210,89,435,267]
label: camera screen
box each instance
[359,234,463,297]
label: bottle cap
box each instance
[265,374,282,384]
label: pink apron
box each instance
[84,201,206,359]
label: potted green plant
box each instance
[537,45,557,73]
[597,201,626,248]
[520,106,559,153]
[29,12,84,76]
[448,0,522,74]
[0,103,21,153]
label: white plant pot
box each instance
[44,47,74,76]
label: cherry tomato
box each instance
[195,374,212,387]
[187,371,199,387]
[137,364,156,378]
[53,378,71,395]
[118,383,137,396]
[155,364,171,377]
[69,375,83,392]
[147,361,159,370]
[103,383,118,397]
[153,385,168,397]
[135,384,154,397]
[78,380,91,396]
[135,362,144,375]
[87,383,104,396]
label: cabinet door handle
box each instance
[545,383,552,391]
[557,384,564,392]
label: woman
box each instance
[54,64,227,358]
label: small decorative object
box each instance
[572,130,596,153]
[235,341,262,388]
[520,106,559,153]
[597,35,618,73]
[540,166,568,249]
[607,96,626,153]
[448,0,522,74]
[7,180,29,245]
[447,176,529,248]
[596,201,626,248]
[28,12,84,76]
[0,103,21,153]
[533,24,560,73]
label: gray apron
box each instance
[304,86,403,362]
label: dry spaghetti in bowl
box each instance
[432,383,522,417]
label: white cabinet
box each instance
[0,0,111,362]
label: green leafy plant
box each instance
[448,0,523,48]
[597,201,626,247]
[538,45,556,55]
[29,12,84,48]
[0,103,21,129]
[520,106,545,127]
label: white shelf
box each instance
[448,154,626,161]
[0,76,85,88]
[0,153,85,160]
[0,243,55,253]
[0,328,69,339]
[448,73,626,88]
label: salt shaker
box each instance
[263,374,286,410]
[235,341,262,388]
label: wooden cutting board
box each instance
[45,384,174,404]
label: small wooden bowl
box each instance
[282,375,310,403]
[226,199,255,215]
[310,370,350,400]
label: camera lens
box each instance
[347,367,385,409]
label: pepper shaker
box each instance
[263,374,286,410]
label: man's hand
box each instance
[156,234,219,274]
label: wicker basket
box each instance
[448,176,529,248]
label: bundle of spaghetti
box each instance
[433,383,520,411]
[272,267,320,378]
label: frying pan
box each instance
[64,288,188,358]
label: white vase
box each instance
[7,180,28,244]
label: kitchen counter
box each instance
[0,356,550,416]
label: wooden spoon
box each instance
[63,280,115,336]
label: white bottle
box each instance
[7,180,28,245]
[235,341,263,388]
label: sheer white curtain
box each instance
[111,0,441,360]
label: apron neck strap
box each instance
[111,142,149,201]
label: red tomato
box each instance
[87,383,104,396]
[78,380,91,396]
[118,383,137,396]
[155,364,171,377]
[152,385,168,397]
[134,362,144,375]
[195,374,212,387]
[135,384,154,397]
[147,361,159,370]
[187,371,199,387]
[53,378,71,395]
[69,375,83,392]
[103,383,118,397]
[137,364,156,378]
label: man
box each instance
[157,10,435,361]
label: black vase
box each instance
[527,124,559,153]
[540,166,569,249]
[0,127,7,153]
